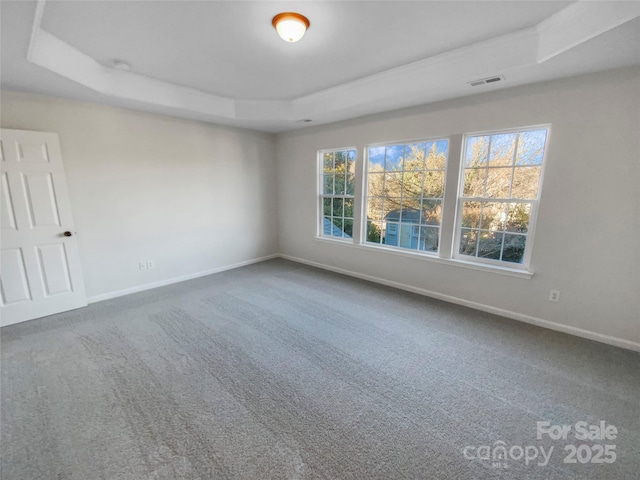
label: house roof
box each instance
[384,209,423,224]
[323,218,351,239]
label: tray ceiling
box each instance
[2,1,639,132]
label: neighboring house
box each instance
[323,217,351,238]
[383,209,422,249]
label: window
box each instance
[320,148,356,239]
[365,139,448,253]
[316,125,549,273]
[455,127,548,265]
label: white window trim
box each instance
[315,124,550,278]
[317,147,358,240]
[452,124,551,270]
[361,136,449,255]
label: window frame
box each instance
[362,136,450,255]
[315,124,550,276]
[317,147,357,241]
[452,125,551,270]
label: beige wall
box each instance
[275,67,640,348]
[1,91,279,299]
[3,67,639,349]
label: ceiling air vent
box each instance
[468,75,505,87]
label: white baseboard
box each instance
[87,254,279,304]
[280,254,640,353]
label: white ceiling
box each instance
[2,1,639,133]
[40,1,571,100]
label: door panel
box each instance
[0,129,87,326]
[16,140,51,163]
[23,172,62,227]
[1,173,17,230]
[0,248,31,305]
[37,243,73,296]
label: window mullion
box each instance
[418,149,427,252]
[353,147,365,244]
[439,134,463,259]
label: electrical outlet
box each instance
[138,261,146,271]
[146,260,154,270]
[549,289,560,302]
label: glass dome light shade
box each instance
[272,12,310,43]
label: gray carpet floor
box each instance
[1,259,639,479]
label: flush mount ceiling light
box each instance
[272,12,310,43]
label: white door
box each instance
[1,129,87,326]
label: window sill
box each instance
[314,236,533,279]
[317,235,353,244]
